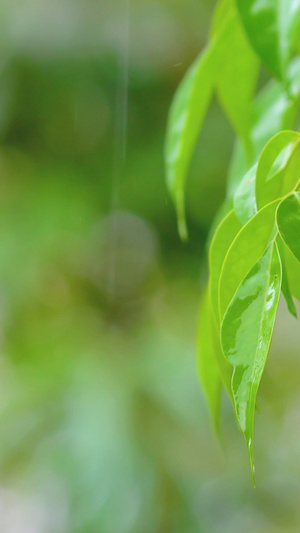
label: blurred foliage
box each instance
[0,0,299,532]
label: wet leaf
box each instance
[228,71,298,195]
[165,0,258,239]
[221,242,282,484]
[233,163,257,223]
[256,131,300,208]
[219,200,279,319]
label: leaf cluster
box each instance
[165,0,300,482]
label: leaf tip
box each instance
[178,217,188,242]
[247,437,256,488]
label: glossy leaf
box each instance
[229,57,300,196]
[233,163,257,223]
[219,200,279,319]
[197,290,222,435]
[165,0,300,483]
[257,142,300,209]
[256,131,300,208]
[228,72,298,194]
[214,3,258,157]
[279,0,300,71]
[165,0,258,239]
[165,44,216,239]
[209,209,242,326]
[276,192,300,262]
[221,242,282,483]
[236,0,300,80]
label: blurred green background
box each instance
[0,0,299,531]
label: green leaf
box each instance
[256,131,300,209]
[257,141,300,209]
[211,0,234,35]
[219,200,279,319]
[215,5,258,157]
[221,242,282,484]
[209,209,242,326]
[210,312,233,400]
[233,163,257,223]
[197,290,222,435]
[279,0,300,72]
[277,235,297,317]
[165,0,258,239]
[236,0,300,80]
[228,75,298,195]
[276,192,300,262]
[284,238,300,300]
[165,20,229,240]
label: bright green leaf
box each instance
[257,141,300,208]
[256,131,300,208]
[215,5,258,157]
[165,0,257,239]
[209,209,242,326]
[236,0,300,80]
[165,44,216,239]
[219,200,279,319]
[279,0,300,73]
[221,242,282,484]
[276,192,300,262]
[211,0,234,36]
[228,73,298,194]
